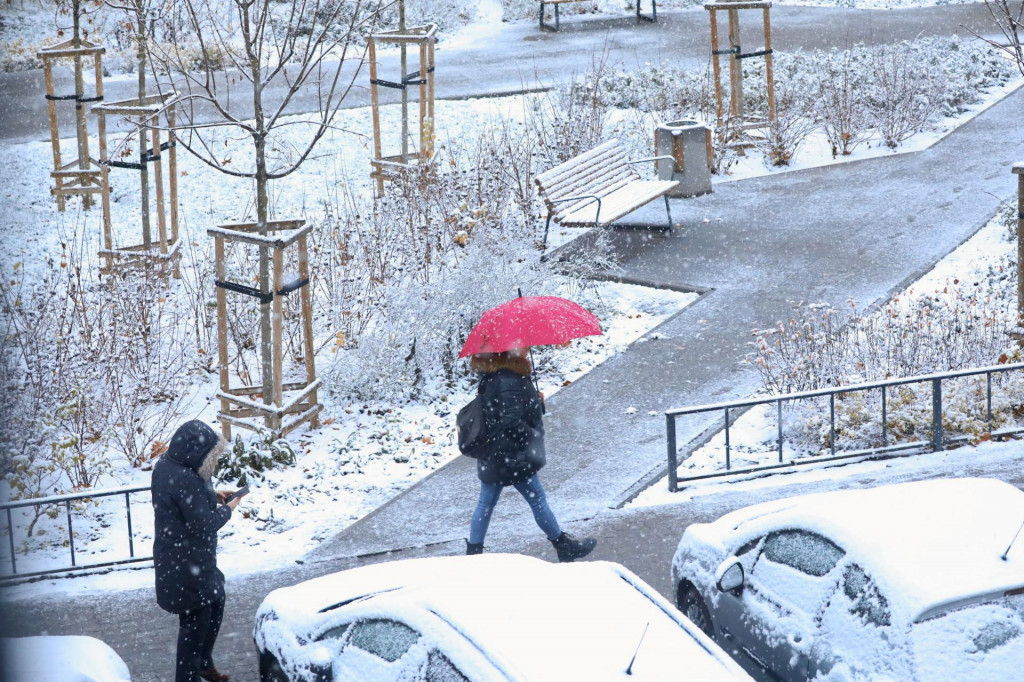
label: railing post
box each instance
[777,399,783,463]
[125,492,135,558]
[932,377,943,452]
[829,393,836,456]
[986,371,993,433]
[881,385,887,447]
[667,414,678,493]
[66,500,76,567]
[724,407,731,470]
[6,508,16,575]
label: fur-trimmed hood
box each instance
[166,420,225,480]
[470,352,533,377]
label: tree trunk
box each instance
[72,1,93,209]
[136,2,152,248]
[252,63,273,408]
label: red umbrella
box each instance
[459,296,602,358]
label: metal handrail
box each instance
[1,484,152,579]
[665,361,1024,492]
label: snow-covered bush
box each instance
[568,37,1017,170]
[749,55,817,166]
[319,110,614,401]
[865,43,945,149]
[1,221,204,500]
[750,285,1017,395]
[813,48,872,157]
[217,429,296,487]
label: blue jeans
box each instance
[469,474,561,545]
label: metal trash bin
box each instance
[655,119,713,198]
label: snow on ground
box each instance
[0,92,698,590]
[1,635,131,682]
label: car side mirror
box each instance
[716,557,744,593]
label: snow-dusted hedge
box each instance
[571,37,1017,168]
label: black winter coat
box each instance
[151,421,231,614]
[476,369,546,486]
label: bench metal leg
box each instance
[637,0,657,23]
[542,213,554,250]
[664,195,674,232]
[539,2,561,31]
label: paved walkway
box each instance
[2,6,1023,681]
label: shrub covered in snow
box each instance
[218,429,296,487]
[571,37,1017,169]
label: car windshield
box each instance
[912,592,1024,682]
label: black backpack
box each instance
[457,394,490,459]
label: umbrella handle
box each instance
[528,346,546,415]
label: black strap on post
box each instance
[45,93,104,102]
[371,78,406,90]
[215,277,309,303]
[713,46,741,56]
[105,159,145,170]
[277,278,310,297]
[102,142,176,171]
[216,280,274,304]
[737,48,773,60]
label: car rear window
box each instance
[762,530,845,577]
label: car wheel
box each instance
[679,582,714,638]
[261,655,290,682]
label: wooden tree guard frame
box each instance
[208,219,321,439]
[705,0,777,142]
[368,23,438,194]
[92,93,181,277]
[38,39,105,211]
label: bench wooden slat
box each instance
[559,181,679,226]
[545,163,636,206]
[535,138,680,232]
[556,172,636,216]
[536,139,624,184]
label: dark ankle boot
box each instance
[550,531,596,563]
[466,540,484,555]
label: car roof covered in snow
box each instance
[692,478,1024,623]
[259,553,752,681]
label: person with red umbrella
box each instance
[459,295,601,562]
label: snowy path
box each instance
[0,4,1004,143]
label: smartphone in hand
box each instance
[226,486,250,503]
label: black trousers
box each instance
[176,597,225,682]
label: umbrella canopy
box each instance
[459,296,602,358]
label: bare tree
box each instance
[146,0,383,406]
[105,0,162,246]
[971,0,1024,76]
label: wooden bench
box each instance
[535,138,680,247]
[539,0,658,32]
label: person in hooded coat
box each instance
[465,347,597,562]
[152,420,240,682]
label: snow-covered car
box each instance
[254,553,753,681]
[671,477,1024,681]
[0,635,132,681]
